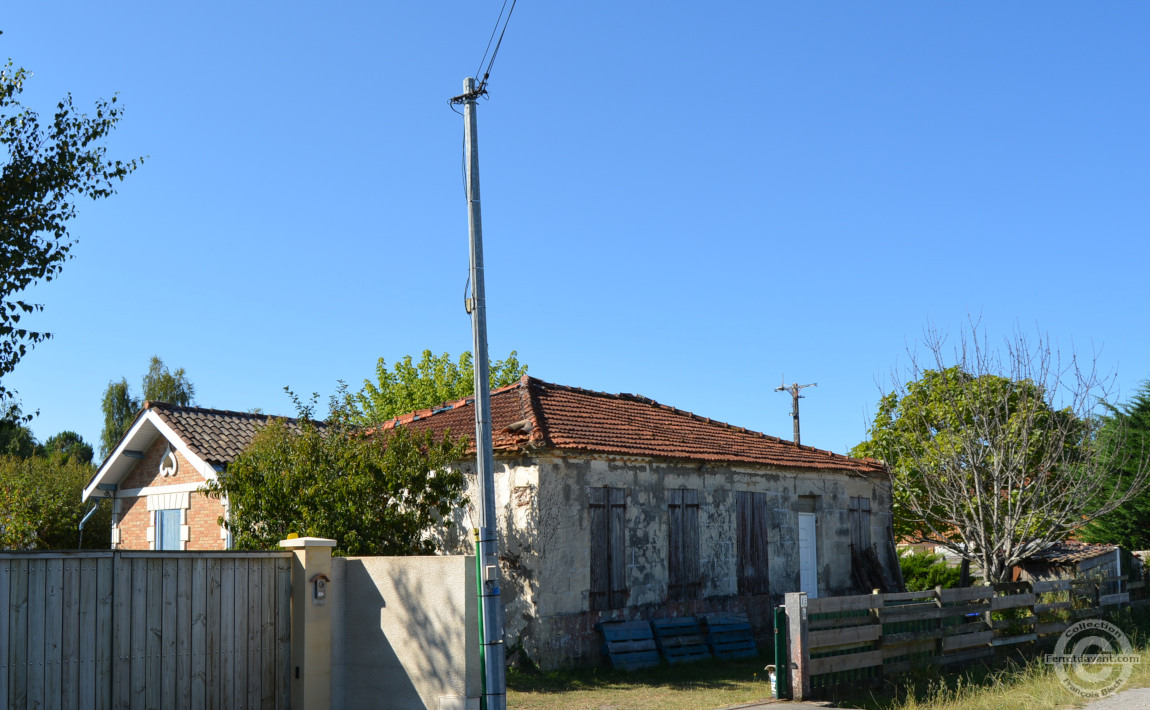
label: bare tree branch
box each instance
[855,319,1150,582]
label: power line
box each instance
[475,0,511,83]
[477,0,518,92]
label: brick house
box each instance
[82,403,290,550]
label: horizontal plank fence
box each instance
[788,574,1146,700]
[0,551,292,710]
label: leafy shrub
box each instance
[900,549,963,591]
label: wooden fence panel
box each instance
[177,557,192,710]
[145,559,162,710]
[795,575,1147,700]
[0,559,9,708]
[0,552,291,710]
[96,557,113,710]
[207,557,221,710]
[11,558,29,709]
[275,557,291,710]
[248,559,262,710]
[111,557,131,710]
[161,558,178,709]
[234,559,249,709]
[220,558,236,710]
[129,557,147,710]
[28,560,46,710]
[44,559,63,710]
[261,560,275,710]
[190,558,207,710]
[78,558,98,710]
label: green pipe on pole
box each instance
[474,528,487,710]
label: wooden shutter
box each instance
[608,487,628,609]
[849,497,872,552]
[683,489,701,600]
[668,489,684,601]
[667,489,700,602]
[751,493,769,595]
[737,492,769,596]
[589,487,608,610]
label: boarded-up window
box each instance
[849,497,872,552]
[589,486,628,610]
[667,488,701,601]
[736,491,769,596]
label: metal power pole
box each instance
[460,75,506,710]
[775,380,817,446]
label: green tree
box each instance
[141,355,195,405]
[0,46,141,400]
[1079,382,1150,549]
[206,391,468,556]
[43,430,94,465]
[352,349,527,424]
[0,401,36,458]
[99,377,138,457]
[852,326,1148,582]
[0,453,110,549]
[99,355,196,456]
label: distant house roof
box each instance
[143,401,305,467]
[1027,541,1118,565]
[383,375,886,475]
[83,401,309,500]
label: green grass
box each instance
[507,655,776,710]
[834,644,1150,710]
[834,606,1150,710]
[507,608,1150,710]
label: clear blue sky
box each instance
[4,2,1148,456]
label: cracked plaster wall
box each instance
[435,452,894,669]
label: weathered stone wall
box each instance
[435,450,895,669]
[434,458,541,664]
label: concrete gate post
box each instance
[785,592,810,701]
[280,537,337,710]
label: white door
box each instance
[798,512,818,599]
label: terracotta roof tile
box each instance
[384,376,885,475]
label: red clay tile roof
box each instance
[144,401,309,467]
[382,376,886,475]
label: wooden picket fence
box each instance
[0,550,293,710]
[786,575,1145,699]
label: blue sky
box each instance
[4,2,1148,456]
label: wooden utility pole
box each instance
[457,75,506,710]
[775,379,817,446]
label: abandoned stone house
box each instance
[84,376,901,668]
[393,376,902,667]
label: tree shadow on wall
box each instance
[338,558,470,709]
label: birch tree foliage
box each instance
[852,326,1149,583]
[0,48,141,399]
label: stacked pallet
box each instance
[702,613,758,659]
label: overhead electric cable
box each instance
[477,0,517,92]
[475,0,510,83]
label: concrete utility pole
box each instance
[460,75,506,710]
[775,379,817,446]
